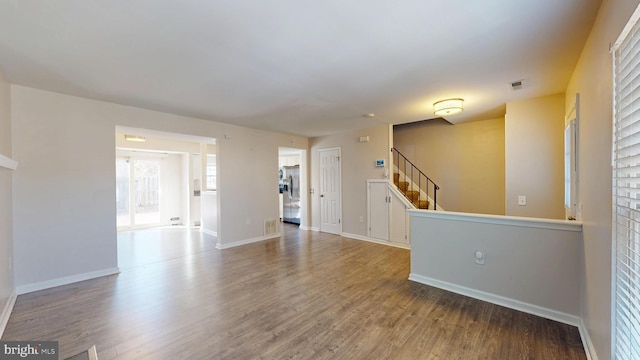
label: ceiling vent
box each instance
[510,79,525,91]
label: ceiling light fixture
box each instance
[124,135,146,142]
[433,98,464,116]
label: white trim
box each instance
[578,318,597,360]
[201,228,217,237]
[612,3,640,51]
[87,345,99,360]
[299,225,316,231]
[408,209,582,232]
[216,233,281,250]
[0,153,18,170]
[0,290,17,338]
[408,273,581,327]
[16,267,120,295]
[342,232,410,249]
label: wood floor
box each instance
[2,225,586,359]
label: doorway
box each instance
[319,147,341,234]
[278,147,308,229]
[116,155,163,229]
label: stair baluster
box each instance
[391,148,440,210]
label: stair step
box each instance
[393,173,400,183]
[396,181,410,191]
[416,200,430,209]
[405,190,420,201]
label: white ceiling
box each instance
[0,1,601,137]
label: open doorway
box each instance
[115,126,217,269]
[278,147,308,229]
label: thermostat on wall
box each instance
[375,159,385,167]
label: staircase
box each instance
[393,172,430,209]
[392,148,439,210]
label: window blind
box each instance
[614,8,640,359]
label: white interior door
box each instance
[390,189,408,245]
[319,148,341,234]
[368,181,389,241]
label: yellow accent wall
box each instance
[393,117,505,215]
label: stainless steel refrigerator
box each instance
[282,165,301,225]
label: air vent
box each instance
[510,79,525,90]
[264,219,277,236]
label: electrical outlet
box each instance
[475,251,485,265]
[518,195,527,206]
[359,216,364,223]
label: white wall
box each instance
[409,211,582,322]
[202,191,217,236]
[0,68,15,334]
[10,85,308,290]
[566,1,640,358]
[310,125,389,235]
[505,93,566,219]
[163,153,184,224]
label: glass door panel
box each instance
[117,156,163,229]
[133,159,161,226]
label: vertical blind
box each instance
[614,9,640,360]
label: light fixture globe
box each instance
[434,98,464,116]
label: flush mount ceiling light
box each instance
[124,135,146,142]
[433,98,464,116]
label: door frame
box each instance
[319,147,342,234]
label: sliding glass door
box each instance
[116,156,162,229]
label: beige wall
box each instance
[10,85,308,290]
[310,125,389,236]
[505,94,565,219]
[393,118,505,215]
[0,68,14,331]
[566,1,640,359]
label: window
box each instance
[613,6,640,358]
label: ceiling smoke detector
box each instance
[510,80,525,90]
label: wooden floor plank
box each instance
[2,225,586,359]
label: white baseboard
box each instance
[342,232,410,250]
[0,153,18,170]
[216,233,281,250]
[201,228,217,237]
[408,273,581,327]
[578,318,597,360]
[298,225,314,231]
[16,267,120,295]
[0,289,17,338]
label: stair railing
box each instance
[391,148,440,210]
